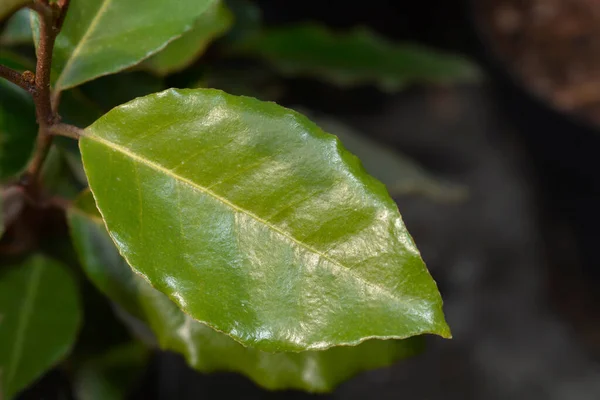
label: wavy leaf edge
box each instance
[79,88,451,353]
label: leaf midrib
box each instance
[6,260,43,388]
[85,135,413,306]
[54,0,114,91]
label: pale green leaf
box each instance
[47,0,217,92]
[74,342,148,400]
[0,9,32,46]
[235,24,481,91]
[298,109,468,201]
[0,256,81,399]
[0,0,29,21]
[144,0,234,76]
[79,88,450,352]
[0,51,37,181]
[68,191,425,393]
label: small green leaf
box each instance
[235,24,481,91]
[0,0,29,21]
[144,0,234,76]
[0,51,37,181]
[74,342,148,400]
[0,256,81,399]
[80,88,450,352]
[0,9,33,46]
[47,0,217,92]
[68,191,425,393]
[297,109,468,200]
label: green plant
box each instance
[0,0,478,397]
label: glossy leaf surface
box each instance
[299,109,467,200]
[236,24,481,90]
[68,191,424,392]
[144,0,233,76]
[0,0,28,21]
[0,256,81,399]
[0,51,37,181]
[80,88,449,352]
[49,0,215,92]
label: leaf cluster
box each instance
[0,0,477,397]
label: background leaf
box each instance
[80,88,449,352]
[68,191,425,393]
[221,0,262,44]
[235,24,481,91]
[46,0,217,92]
[74,342,148,400]
[0,9,33,46]
[40,145,86,198]
[0,256,81,399]
[76,71,165,114]
[143,0,234,76]
[0,50,37,181]
[296,109,468,201]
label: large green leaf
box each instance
[47,0,216,92]
[0,51,37,181]
[0,256,81,399]
[297,109,467,200]
[79,88,450,352]
[68,191,425,392]
[0,0,28,21]
[235,24,481,91]
[144,0,234,76]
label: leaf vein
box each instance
[55,0,114,91]
[88,135,411,305]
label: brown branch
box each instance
[22,1,73,198]
[49,123,84,139]
[0,65,36,93]
[32,3,57,127]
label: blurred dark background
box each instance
[21,0,600,398]
[155,1,600,398]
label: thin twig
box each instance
[49,123,84,139]
[23,1,68,196]
[32,3,57,126]
[0,65,36,93]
